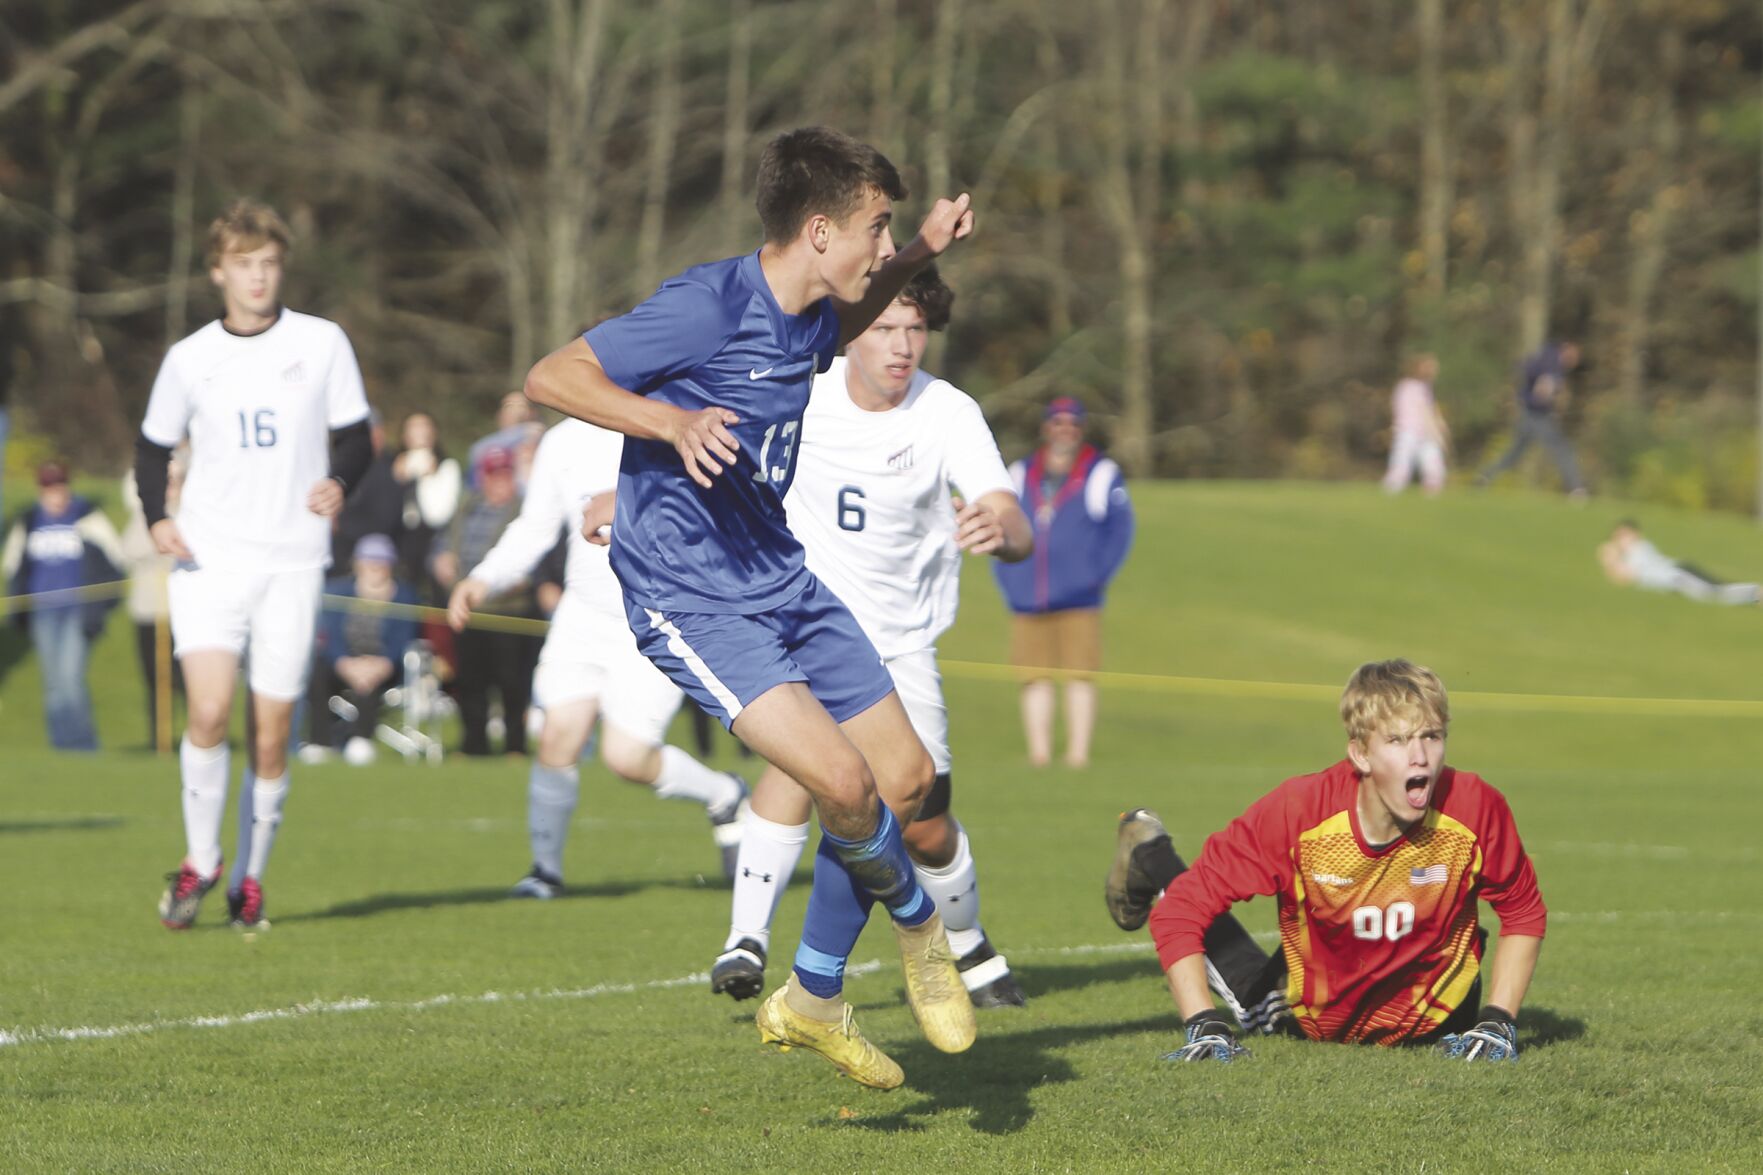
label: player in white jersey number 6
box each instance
[136,200,375,932]
[712,265,1034,1007]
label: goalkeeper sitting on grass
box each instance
[1105,659,1546,1062]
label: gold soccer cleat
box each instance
[756,981,905,1091]
[892,912,978,1054]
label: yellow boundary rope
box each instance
[6,583,1761,719]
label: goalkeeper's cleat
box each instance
[709,776,750,882]
[227,877,268,931]
[892,912,977,1053]
[158,859,222,929]
[1106,808,1171,931]
[1162,1011,1252,1063]
[957,935,1028,1009]
[711,937,767,1001]
[1438,1011,1519,1062]
[755,980,904,1090]
[511,866,563,900]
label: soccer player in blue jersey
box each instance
[525,127,975,1089]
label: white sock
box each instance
[915,823,987,959]
[180,737,229,877]
[654,745,743,816]
[725,813,810,953]
[228,768,257,891]
[529,762,579,880]
[245,774,288,879]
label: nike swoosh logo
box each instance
[749,367,775,380]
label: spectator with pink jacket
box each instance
[1382,353,1449,495]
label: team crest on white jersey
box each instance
[282,360,306,383]
[887,444,915,471]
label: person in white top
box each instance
[1597,518,1761,605]
[712,266,1034,1007]
[446,418,749,898]
[1382,353,1448,495]
[136,200,375,933]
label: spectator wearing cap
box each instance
[992,397,1135,768]
[2,460,126,750]
[313,533,419,764]
[467,392,544,492]
[432,445,539,755]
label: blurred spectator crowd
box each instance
[4,395,554,758]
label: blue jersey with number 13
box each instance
[584,251,841,615]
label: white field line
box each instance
[7,909,1749,1051]
[0,960,881,1051]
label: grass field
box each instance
[4,482,1762,1171]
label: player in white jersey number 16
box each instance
[139,200,375,934]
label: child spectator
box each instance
[314,533,419,764]
[2,460,126,750]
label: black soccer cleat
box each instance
[1106,808,1172,931]
[711,937,767,1001]
[957,935,1027,1009]
[158,859,222,930]
[510,866,564,900]
[227,877,268,931]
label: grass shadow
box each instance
[839,1015,1176,1136]
[1015,956,1157,999]
[1518,1006,1586,1049]
[0,816,126,834]
[276,876,722,923]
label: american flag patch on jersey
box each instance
[1410,864,1449,886]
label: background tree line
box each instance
[2,0,1759,509]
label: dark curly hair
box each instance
[897,265,955,332]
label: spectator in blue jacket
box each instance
[1475,340,1587,496]
[2,460,126,750]
[992,397,1134,768]
[314,533,419,765]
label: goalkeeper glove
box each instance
[1438,1006,1519,1062]
[1162,1010,1251,1063]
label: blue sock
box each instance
[792,834,875,998]
[822,804,934,928]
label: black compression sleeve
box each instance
[134,434,173,526]
[328,418,374,493]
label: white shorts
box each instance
[532,593,684,747]
[1383,430,1447,492]
[168,564,323,701]
[886,647,951,775]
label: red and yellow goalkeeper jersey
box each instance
[1148,760,1546,1045]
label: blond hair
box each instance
[1339,659,1449,743]
[205,199,292,268]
